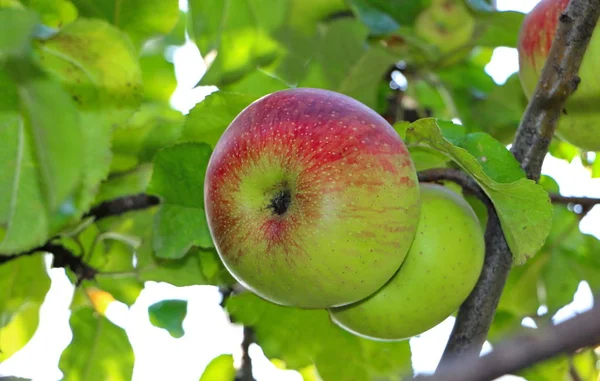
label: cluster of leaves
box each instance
[0,0,599,380]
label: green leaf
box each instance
[189,0,285,85]
[199,354,235,381]
[221,70,290,97]
[476,11,525,48]
[0,303,42,362]
[349,0,425,27]
[226,293,412,381]
[572,350,599,381]
[465,0,495,12]
[348,0,399,35]
[10,62,84,210]
[471,73,526,144]
[71,0,180,48]
[140,53,177,103]
[499,205,600,316]
[94,276,143,306]
[406,118,553,264]
[35,18,143,127]
[95,208,233,288]
[299,19,398,109]
[20,0,78,28]
[94,165,153,204]
[0,62,85,253]
[447,130,525,183]
[148,299,188,338]
[111,103,185,165]
[138,247,234,287]
[148,300,187,338]
[486,310,523,343]
[0,8,38,59]
[0,255,50,360]
[518,355,569,381]
[147,143,214,259]
[181,92,258,148]
[497,253,544,316]
[59,307,134,381]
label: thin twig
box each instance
[84,193,160,220]
[418,168,490,207]
[439,0,600,365]
[549,194,600,208]
[413,298,600,381]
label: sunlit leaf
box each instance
[71,0,180,48]
[59,307,134,381]
[35,18,143,126]
[0,46,85,252]
[199,354,235,381]
[20,0,77,28]
[181,92,258,148]
[0,255,50,360]
[189,0,285,85]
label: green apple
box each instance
[518,0,600,151]
[204,88,421,309]
[415,0,475,63]
[329,183,484,340]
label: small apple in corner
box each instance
[329,183,484,341]
[518,0,600,151]
[204,88,421,309]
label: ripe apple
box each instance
[204,88,421,309]
[329,183,484,340]
[415,0,475,63]
[518,0,600,151]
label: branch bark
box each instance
[413,298,600,381]
[439,0,600,366]
[549,194,600,208]
[236,326,256,381]
[510,0,600,180]
[84,193,160,220]
[417,168,489,207]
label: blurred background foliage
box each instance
[0,0,598,380]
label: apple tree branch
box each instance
[436,0,600,366]
[413,296,600,381]
[0,193,161,284]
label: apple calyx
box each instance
[267,185,292,216]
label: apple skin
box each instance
[328,183,484,341]
[204,88,421,309]
[518,0,600,151]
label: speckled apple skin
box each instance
[329,183,484,340]
[518,0,600,150]
[204,88,421,309]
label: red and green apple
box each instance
[518,0,600,151]
[329,183,484,340]
[204,88,421,309]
